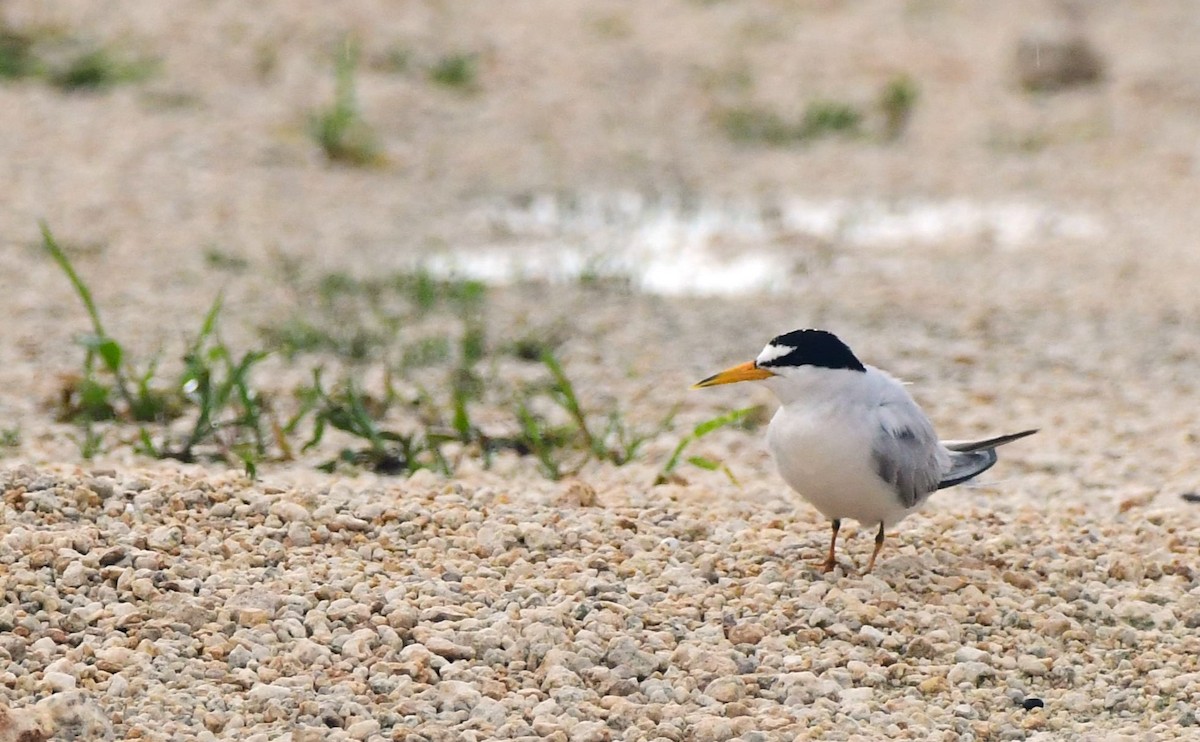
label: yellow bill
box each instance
[692,361,775,389]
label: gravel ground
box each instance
[3,1,1200,740]
[0,463,1197,741]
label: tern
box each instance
[694,329,1035,573]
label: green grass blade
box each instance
[541,350,598,454]
[692,406,757,438]
[686,455,721,471]
[655,406,759,485]
[39,222,106,338]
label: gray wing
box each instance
[871,400,946,509]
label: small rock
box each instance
[569,720,611,742]
[606,636,659,678]
[106,674,129,698]
[808,607,836,628]
[905,637,939,659]
[285,521,312,547]
[519,522,561,550]
[858,625,886,647]
[226,589,279,627]
[1015,24,1104,91]
[1022,697,1046,710]
[726,621,767,646]
[1002,571,1036,590]
[689,715,733,742]
[247,683,292,703]
[98,548,126,567]
[948,661,993,686]
[227,645,253,669]
[1036,613,1072,637]
[423,635,474,661]
[146,525,182,551]
[43,672,76,692]
[1018,655,1049,676]
[396,644,435,683]
[470,697,507,727]
[60,563,89,588]
[434,680,481,713]
[289,639,331,665]
[270,501,310,523]
[341,629,376,660]
[129,578,158,600]
[704,676,746,703]
[386,604,418,631]
[542,665,581,690]
[954,646,990,664]
[561,479,598,507]
[346,719,380,740]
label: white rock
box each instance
[346,719,380,740]
[434,680,481,712]
[269,501,310,523]
[841,687,873,704]
[60,562,89,588]
[106,674,129,698]
[569,720,611,742]
[947,661,993,686]
[1018,655,1049,676]
[954,646,990,664]
[247,683,292,703]
[606,636,660,678]
[470,697,507,727]
[859,625,886,646]
[519,522,561,550]
[704,676,746,703]
[341,629,376,660]
[423,635,474,661]
[43,671,76,692]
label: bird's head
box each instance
[693,329,866,398]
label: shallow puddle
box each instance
[424,192,1104,296]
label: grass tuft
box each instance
[310,40,383,166]
[719,100,862,146]
[428,53,479,91]
[48,46,155,91]
[0,24,154,89]
[0,27,39,79]
[44,223,271,472]
[719,107,795,146]
[42,225,718,483]
[879,74,919,141]
[799,100,862,138]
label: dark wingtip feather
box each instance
[944,429,1038,453]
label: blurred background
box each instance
[1,1,1197,497]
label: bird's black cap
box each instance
[758,329,866,373]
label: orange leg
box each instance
[820,519,841,573]
[865,522,886,573]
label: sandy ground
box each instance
[1,1,1200,740]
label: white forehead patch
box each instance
[756,342,794,365]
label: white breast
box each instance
[763,366,925,527]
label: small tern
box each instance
[694,329,1035,573]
